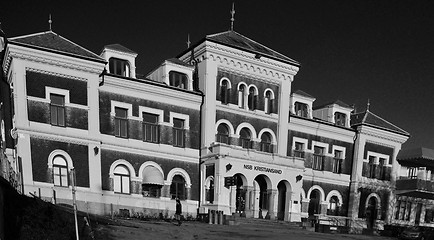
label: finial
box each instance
[230,2,235,31]
[187,34,191,48]
[367,99,370,111]
[48,14,52,31]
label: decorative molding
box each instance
[26,67,88,82]
[359,127,408,144]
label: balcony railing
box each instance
[396,178,434,194]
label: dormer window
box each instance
[109,57,130,77]
[295,102,308,118]
[334,112,346,127]
[169,71,188,90]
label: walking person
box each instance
[175,198,182,226]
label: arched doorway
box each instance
[308,189,321,217]
[254,175,269,218]
[366,197,378,229]
[277,181,292,221]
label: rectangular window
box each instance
[53,166,68,187]
[313,146,325,171]
[333,150,343,174]
[378,158,386,180]
[368,156,376,178]
[294,142,305,158]
[334,112,346,127]
[143,112,159,143]
[408,167,418,179]
[50,94,65,127]
[294,102,308,118]
[115,107,128,138]
[173,118,185,147]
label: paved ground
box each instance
[94,219,398,240]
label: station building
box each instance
[1,24,427,233]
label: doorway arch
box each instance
[253,174,271,218]
[277,180,292,220]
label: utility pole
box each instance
[71,168,79,240]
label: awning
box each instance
[142,166,164,185]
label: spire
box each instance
[366,99,370,111]
[48,14,52,31]
[230,2,235,31]
[186,34,191,49]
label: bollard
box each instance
[208,209,212,224]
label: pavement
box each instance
[95,218,398,240]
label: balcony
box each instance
[396,178,434,200]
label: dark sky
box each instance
[2,0,434,150]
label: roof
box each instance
[166,58,194,68]
[398,147,434,161]
[313,100,352,110]
[351,110,410,136]
[292,90,315,99]
[397,147,434,168]
[9,31,104,62]
[104,44,137,55]
[178,30,300,66]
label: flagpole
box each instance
[71,168,79,240]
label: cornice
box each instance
[359,126,408,144]
[26,67,88,82]
[4,44,104,75]
[217,66,280,85]
[216,104,278,123]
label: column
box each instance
[320,201,328,215]
[244,186,254,218]
[284,191,292,221]
[265,189,277,220]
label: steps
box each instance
[228,215,303,229]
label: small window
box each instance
[216,123,230,144]
[115,107,128,138]
[334,112,346,127]
[368,156,376,178]
[142,184,162,198]
[113,165,130,194]
[169,71,188,90]
[294,142,305,158]
[408,167,418,179]
[220,80,230,104]
[264,91,273,114]
[294,102,308,118]
[239,128,252,149]
[109,58,130,77]
[238,85,246,109]
[333,150,343,174]
[173,118,185,147]
[143,112,159,143]
[378,158,386,180]
[313,146,325,171]
[53,155,68,187]
[50,94,65,127]
[170,175,186,200]
[248,87,257,110]
[260,132,272,153]
[328,196,340,216]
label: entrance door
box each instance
[415,203,422,225]
[235,175,246,213]
[366,197,377,229]
[277,182,286,220]
[308,190,320,217]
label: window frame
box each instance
[113,164,131,194]
[169,71,188,90]
[170,175,186,200]
[170,112,189,148]
[53,155,69,187]
[109,57,130,77]
[50,93,66,127]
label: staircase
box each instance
[226,214,303,229]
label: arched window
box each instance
[220,80,230,104]
[216,123,230,144]
[239,128,252,149]
[248,87,257,110]
[109,57,130,77]
[260,132,272,153]
[169,71,188,90]
[238,85,246,109]
[170,175,186,200]
[264,91,273,114]
[328,196,340,216]
[53,155,68,187]
[113,165,130,194]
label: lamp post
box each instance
[71,168,79,240]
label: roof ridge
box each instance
[9,30,53,40]
[206,30,232,38]
[367,110,409,135]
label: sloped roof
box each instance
[204,30,300,66]
[104,44,137,55]
[166,58,194,68]
[398,147,434,161]
[313,100,352,110]
[351,110,410,136]
[292,90,315,99]
[10,31,104,62]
